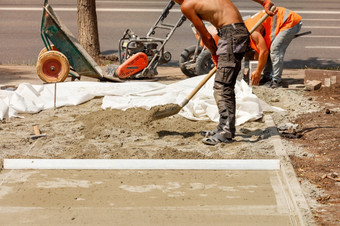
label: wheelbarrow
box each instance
[36,0,115,83]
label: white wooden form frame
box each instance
[3,159,280,170]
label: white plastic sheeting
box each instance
[0,74,281,125]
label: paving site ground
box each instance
[0,65,339,225]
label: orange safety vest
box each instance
[245,7,302,53]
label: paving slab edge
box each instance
[264,114,316,226]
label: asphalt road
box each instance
[0,0,340,68]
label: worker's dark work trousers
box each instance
[214,23,250,139]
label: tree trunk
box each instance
[77,0,101,61]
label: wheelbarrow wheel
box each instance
[36,51,70,83]
[196,49,214,76]
[38,45,59,58]
[179,45,203,77]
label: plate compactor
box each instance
[106,1,186,79]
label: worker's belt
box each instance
[217,23,246,36]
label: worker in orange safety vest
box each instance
[245,7,302,88]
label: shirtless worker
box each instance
[173,0,276,145]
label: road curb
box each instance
[264,114,316,226]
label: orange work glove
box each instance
[212,55,219,67]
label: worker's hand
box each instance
[251,70,261,85]
[212,55,219,66]
[262,0,277,16]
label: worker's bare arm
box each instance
[180,3,217,55]
[250,27,269,85]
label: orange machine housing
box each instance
[116,52,149,79]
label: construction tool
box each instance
[152,6,275,120]
[152,67,216,120]
[107,0,186,79]
[294,31,312,38]
[37,0,108,83]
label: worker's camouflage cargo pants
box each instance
[214,23,250,139]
